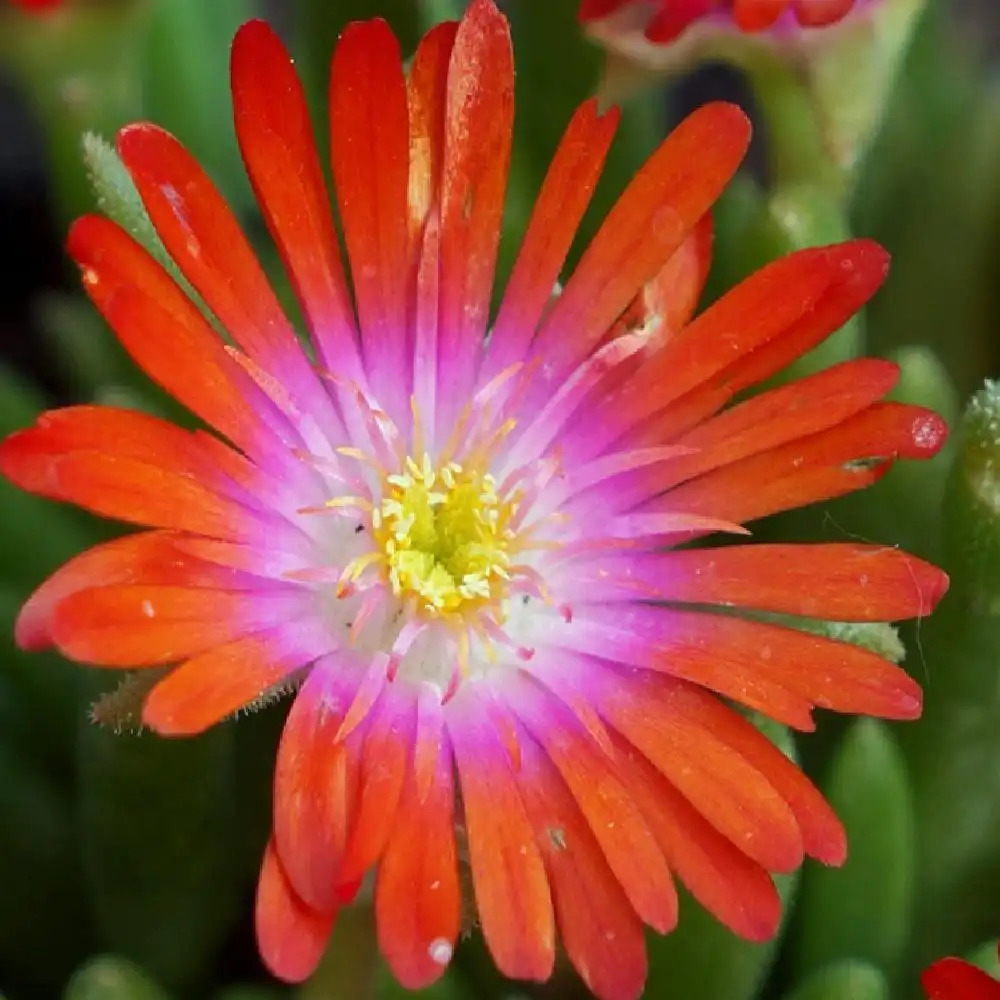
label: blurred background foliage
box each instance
[0,0,999,998]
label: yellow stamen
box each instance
[335,452,520,620]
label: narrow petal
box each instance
[0,426,273,542]
[67,217,276,456]
[141,621,334,735]
[51,583,310,667]
[406,20,459,241]
[272,659,370,910]
[376,706,461,990]
[592,358,901,512]
[577,659,804,872]
[231,20,363,381]
[599,211,713,350]
[329,17,411,410]
[568,240,888,462]
[256,839,336,984]
[584,544,949,623]
[338,682,416,882]
[663,402,947,524]
[117,124,341,433]
[435,0,515,433]
[483,98,619,379]
[559,605,922,723]
[448,683,555,982]
[509,674,678,933]
[664,684,847,865]
[13,531,248,651]
[613,733,782,941]
[526,103,750,400]
[516,732,648,1000]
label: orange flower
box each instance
[0,1,947,997]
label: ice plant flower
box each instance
[580,0,865,46]
[922,953,1000,1000]
[0,1,949,997]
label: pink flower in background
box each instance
[579,0,862,43]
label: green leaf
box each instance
[82,134,168,267]
[899,382,1000,968]
[789,719,915,983]
[782,961,889,1000]
[64,956,172,1000]
[78,711,244,992]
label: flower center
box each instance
[372,455,516,617]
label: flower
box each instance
[579,0,864,44]
[0,1,949,997]
[8,0,65,12]
[922,954,1000,1000]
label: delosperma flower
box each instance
[922,953,1000,1000]
[0,2,949,998]
[579,0,864,44]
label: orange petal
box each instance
[406,20,459,241]
[339,683,416,882]
[142,624,332,735]
[614,734,782,941]
[231,20,362,380]
[256,839,336,983]
[597,668,804,872]
[375,710,461,989]
[622,544,949,623]
[666,684,847,865]
[449,686,555,982]
[271,662,367,911]
[484,98,619,378]
[517,733,648,1000]
[117,124,335,425]
[435,0,516,426]
[51,583,305,666]
[511,677,677,933]
[529,103,749,393]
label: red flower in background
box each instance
[8,0,65,12]
[580,0,861,43]
[0,0,948,997]
[922,954,1000,1000]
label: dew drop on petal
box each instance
[428,938,453,966]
